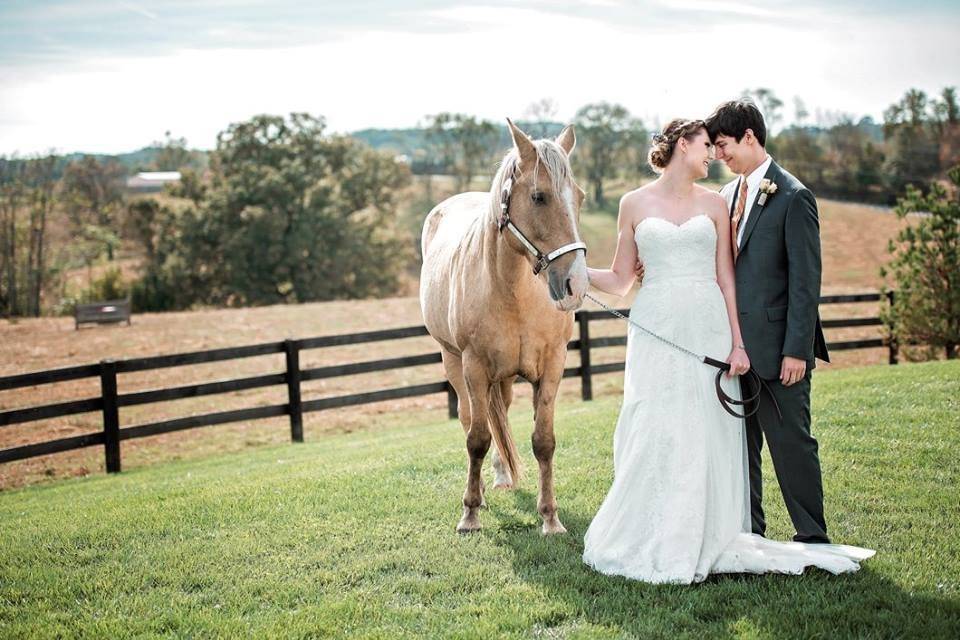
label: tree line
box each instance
[1,87,957,321]
[415,88,959,207]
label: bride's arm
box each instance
[586,194,640,297]
[711,197,751,375]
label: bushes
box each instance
[881,166,960,360]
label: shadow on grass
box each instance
[492,489,960,638]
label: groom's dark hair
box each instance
[705,100,767,147]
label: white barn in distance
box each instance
[126,171,181,192]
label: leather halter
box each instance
[497,173,587,275]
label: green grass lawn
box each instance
[1,361,958,638]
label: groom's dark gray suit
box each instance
[721,159,831,543]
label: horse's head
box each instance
[496,118,588,312]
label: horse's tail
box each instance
[488,382,522,486]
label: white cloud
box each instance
[652,0,781,18]
[0,4,958,154]
[118,2,160,21]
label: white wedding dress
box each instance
[582,213,874,584]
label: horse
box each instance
[419,119,588,534]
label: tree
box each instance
[881,165,960,360]
[573,102,645,206]
[152,131,193,171]
[423,113,499,191]
[776,125,825,191]
[793,97,810,125]
[134,113,413,309]
[523,98,559,139]
[0,154,61,316]
[882,89,941,195]
[61,156,126,260]
[822,117,878,199]
[24,155,57,315]
[0,157,26,316]
[166,167,207,205]
[932,87,960,173]
[742,88,784,133]
[931,87,959,131]
[125,197,169,262]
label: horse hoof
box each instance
[457,518,482,534]
[493,471,513,489]
[541,519,567,536]
[457,506,482,533]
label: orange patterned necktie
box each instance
[731,177,748,262]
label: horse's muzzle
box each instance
[548,253,588,311]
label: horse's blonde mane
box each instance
[488,139,573,223]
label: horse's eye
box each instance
[531,192,547,205]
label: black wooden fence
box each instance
[0,292,896,474]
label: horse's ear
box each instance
[506,117,537,165]
[556,124,576,156]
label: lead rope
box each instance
[582,291,781,422]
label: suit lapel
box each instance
[738,161,780,252]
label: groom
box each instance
[707,100,831,544]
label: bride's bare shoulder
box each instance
[694,185,727,219]
[693,183,724,201]
[618,185,655,229]
[621,183,659,208]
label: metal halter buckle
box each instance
[533,255,551,275]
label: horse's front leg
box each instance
[441,347,486,507]
[532,356,566,535]
[457,354,492,533]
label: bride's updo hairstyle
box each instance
[648,119,706,173]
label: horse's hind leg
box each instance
[491,378,515,489]
[457,353,493,533]
[441,347,485,507]
[532,358,566,535]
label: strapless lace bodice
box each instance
[634,213,716,285]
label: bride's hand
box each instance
[726,346,750,378]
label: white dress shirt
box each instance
[736,154,773,247]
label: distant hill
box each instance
[783,117,884,143]
[349,128,429,158]
[29,120,579,177]
[351,120,568,159]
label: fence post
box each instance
[446,382,459,420]
[100,359,121,473]
[578,311,593,401]
[886,290,899,365]
[285,339,304,442]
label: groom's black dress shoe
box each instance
[794,534,832,544]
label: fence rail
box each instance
[0,292,897,473]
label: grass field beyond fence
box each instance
[1,361,958,638]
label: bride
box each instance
[581,119,874,584]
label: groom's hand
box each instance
[634,259,645,286]
[780,356,806,387]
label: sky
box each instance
[1,0,959,155]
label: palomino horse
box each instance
[419,119,588,534]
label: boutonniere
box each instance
[757,179,778,207]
